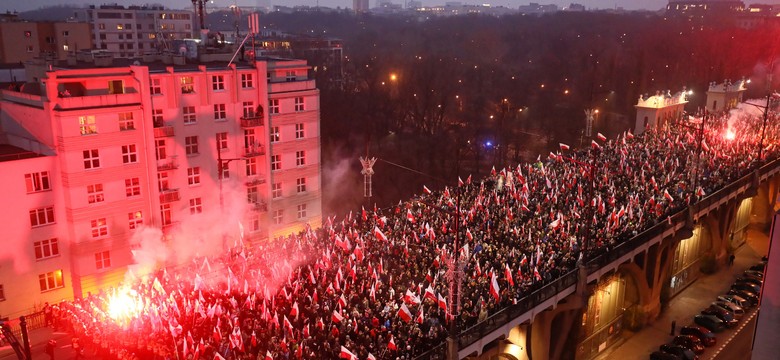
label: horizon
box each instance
[6,0,780,14]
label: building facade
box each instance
[0,21,92,64]
[0,57,322,318]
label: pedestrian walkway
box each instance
[593,227,768,360]
[0,325,74,360]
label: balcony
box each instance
[240,112,264,128]
[159,189,180,203]
[268,79,316,93]
[157,157,178,171]
[244,145,266,157]
[153,124,175,138]
[245,176,267,186]
[55,92,141,110]
[250,201,268,212]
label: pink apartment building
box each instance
[0,57,322,319]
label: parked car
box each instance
[728,289,758,306]
[672,335,705,354]
[744,270,764,279]
[736,275,763,287]
[660,344,699,360]
[650,350,683,360]
[717,294,752,309]
[750,263,766,272]
[732,281,761,295]
[701,305,738,328]
[694,314,726,332]
[680,325,717,347]
[712,301,744,320]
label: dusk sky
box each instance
[8,0,780,14]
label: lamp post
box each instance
[215,134,247,250]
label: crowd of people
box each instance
[49,108,779,360]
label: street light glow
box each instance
[390,73,398,81]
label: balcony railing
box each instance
[240,116,264,128]
[159,189,180,203]
[157,157,178,171]
[245,176,266,186]
[153,125,175,138]
[244,145,266,157]
[250,201,268,212]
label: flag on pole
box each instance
[591,140,600,149]
[505,263,514,287]
[373,226,388,242]
[489,272,500,301]
[438,293,448,311]
[388,335,398,350]
[424,286,437,302]
[332,310,344,323]
[398,303,413,322]
[663,189,674,202]
[416,306,424,324]
[559,143,570,151]
[423,185,432,194]
[406,209,416,223]
[339,346,357,360]
[265,350,273,360]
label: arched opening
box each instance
[575,273,628,359]
[669,225,711,298]
[730,198,753,248]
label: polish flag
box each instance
[368,354,377,360]
[265,351,273,360]
[316,318,325,330]
[489,272,500,301]
[374,226,388,242]
[407,209,416,223]
[626,132,634,140]
[423,185,432,194]
[663,189,674,202]
[534,266,542,281]
[424,286,437,302]
[491,166,497,176]
[437,293,448,311]
[404,289,421,305]
[505,263,514,287]
[559,143,570,151]
[458,176,464,187]
[332,310,344,323]
[398,303,413,323]
[339,346,357,360]
[597,132,607,142]
[283,315,293,331]
[591,140,600,149]
[361,206,367,221]
[290,302,299,319]
[388,335,398,350]
[466,228,473,242]
[338,294,347,308]
[416,306,424,324]
[353,245,364,262]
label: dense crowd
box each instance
[50,108,780,360]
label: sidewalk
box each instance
[0,325,76,360]
[593,228,768,360]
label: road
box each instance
[706,310,756,360]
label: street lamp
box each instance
[215,134,247,250]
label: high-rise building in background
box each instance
[354,0,370,13]
[0,21,92,63]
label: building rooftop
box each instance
[0,144,44,163]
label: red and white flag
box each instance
[374,226,388,242]
[437,293,448,311]
[559,143,570,151]
[466,228,473,242]
[416,306,424,324]
[332,310,344,323]
[398,303,413,323]
[339,346,357,360]
[489,272,500,301]
[505,263,514,287]
[406,209,416,223]
[597,132,607,142]
[423,185,432,194]
[264,350,273,360]
[290,301,299,319]
[663,189,674,202]
[534,266,542,281]
[591,140,600,149]
[388,334,398,350]
[404,289,421,305]
[424,286,437,302]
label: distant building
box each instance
[735,4,780,29]
[706,79,747,113]
[354,0,370,13]
[519,2,559,14]
[634,89,689,134]
[565,3,587,11]
[73,4,195,59]
[407,1,423,9]
[666,0,745,18]
[0,21,92,64]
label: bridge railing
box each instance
[417,158,780,359]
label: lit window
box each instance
[87,184,105,204]
[297,203,307,219]
[95,251,111,270]
[297,177,306,193]
[214,104,226,121]
[119,112,135,130]
[270,99,280,114]
[25,172,51,193]
[181,76,194,93]
[82,149,100,169]
[212,75,224,90]
[188,167,201,185]
[296,150,306,166]
[272,182,282,199]
[38,270,64,292]
[183,106,196,124]
[217,132,228,151]
[185,136,199,155]
[128,211,143,229]
[295,97,305,112]
[116,24,124,30]
[33,238,59,260]
[122,144,138,164]
[273,209,283,225]
[90,218,108,238]
[160,203,172,226]
[125,178,141,197]
[295,123,305,139]
[271,155,281,171]
[245,157,257,176]
[189,198,202,214]
[150,78,162,95]
[241,73,253,88]
[270,126,280,143]
[79,116,97,135]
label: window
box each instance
[241,73,253,88]
[189,198,202,214]
[181,76,194,93]
[119,112,135,130]
[250,217,260,232]
[295,123,305,139]
[99,33,107,40]
[185,136,199,155]
[62,30,69,37]
[158,172,169,191]
[219,164,229,180]
[95,251,111,270]
[24,30,31,37]
[116,24,124,30]
[128,211,143,229]
[188,167,201,185]
[296,151,306,166]
[79,115,97,135]
[125,178,141,197]
[242,101,255,118]
[108,80,124,94]
[297,203,307,219]
[63,44,69,51]
[271,155,281,171]
[270,99,280,114]
[25,172,51,193]
[26,45,34,53]
[273,210,283,225]
[286,70,296,82]
[297,177,307,193]
[83,149,100,169]
[244,129,258,153]
[212,75,224,90]
[155,139,166,160]
[122,144,138,164]
[272,182,282,199]
[214,104,226,121]
[87,184,105,204]
[153,108,163,125]
[270,126,280,143]
[99,23,106,30]
[245,158,257,176]
[0,284,4,301]
[295,97,305,112]
[29,207,55,227]
[150,78,162,94]
[91,218,108,238]
[161,204,172,226]
[39,270,64,292]
[183,106,196,124]
[34,239,59,260]
[247,186,259,204]
[217,132,228,151]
